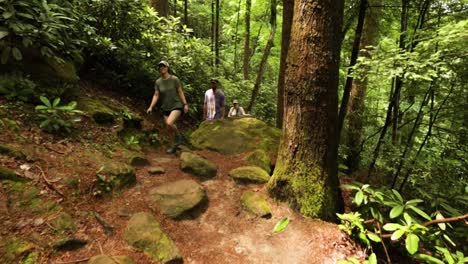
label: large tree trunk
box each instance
[233,0,243,75]
[215,0,220,66]
[247,0,277,112]
[243,0,251,79]
[346,0,381,174]
[276,0,294,128]
[268,0,345,220]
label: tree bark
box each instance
[346,0,381,173]
[247,0,277,112]
[268,0,345,220]
[233,0,243,75]
[276,0,294,128]
[184,0,188,25]
[215,0,220,66]
[243,0,252,79]
[153,0,170,17]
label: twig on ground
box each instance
[34,165,65,198]
[93,211,114,235]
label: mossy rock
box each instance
[180,152,217,178]
[0,237,38,263]
[245,149,271,174]
[96,163,136,194]
[2,181,60,215]
[124,212,182,263]
[78,97,115,124]
[0,166,26,182]
[50,212,76,234]
[190,117,281,156]
[47,59,79,82]
[20,49,79,82]
[129,155,150,166]
[229,166,270,184]
[241,191,272,218]
[88,255,135,264]
[0,144,27,160]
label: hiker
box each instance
[228,99,246,117]
[203,78,225,120]
[146,60,189,154]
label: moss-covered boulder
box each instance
[245,149,271,174]
[3,181,60,214]
[0,237,38,264]
[0,144,27,160]
[0,166,26,182]
[129,155,150,166]
[96,163,136,195]
[190,117,281,156]
[124,212,182,263]
[147,179,206,218]
[241,191,272,218]
[180,152,217,178]
[229,166,270,184]
[50,212,76,234]
[88,255,135,264]
[78,97,115,124]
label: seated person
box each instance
[228,100,246,117]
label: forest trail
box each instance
[52,148,364,264]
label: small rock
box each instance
[117,208,132,218]
[129,155,150,166]
[33,218,44,226]
[148,166,165,175]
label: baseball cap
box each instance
[233,100,239,104]
[158,61,169,67]
[210,78,219,83]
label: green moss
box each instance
[1,237,34,263]
[268,161,337,220]
[245,150,271,174]
[0,144,27,160]
[0,166,25,182]
[77,97,115,124]
[229,166,270,184]
[241,191,271,217]
[3,181,60,214]
[22,251,39,264]
[50,212,76,234]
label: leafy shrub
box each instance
[0,74,36,101]
[35,96,83,133]
[0,0,86,63]
[338,183,468,263]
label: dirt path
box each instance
[53,148,364,264]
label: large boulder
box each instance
[95,163,136,195]
[88,255,135,264]
[147,179,206,218]
[190,117,281,156]
[124,212,182,263]
[180,152,217,178]
[229,166,270,184]
[245,149,271,174]
[241,191,272,218]
[78,97,115,125]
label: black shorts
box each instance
[163,108,183,117]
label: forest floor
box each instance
[0,86,366,264]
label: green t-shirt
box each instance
[154,75,183,111]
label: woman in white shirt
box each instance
[228,100,246,117]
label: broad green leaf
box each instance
[12,48,22,61]
[355,191,364,206]
[383,223,402,231]
[272,217,289,233]
[52,97,61,107]
[406,233,419,255]
[3,11,14,19]
[406,199,423,205]
[39,96,52,108]
[392,189,404,203]
[367,253,377,264]
[407,205,431,221]
[413,253,445,264]
[403,212,412,225]
[0,31,8,39]
[367,232,381,242]
[340,184,361,191]
[436,212,446,230]
[443,234,456,247]
[390,205,404,219]
[391,229,405,241]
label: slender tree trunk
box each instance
[346,0,381,174]
[276,0,294,129]
[153,0,170,17]
[233,0,243,75]
[337,0,367,139]
[215,0,220,66]
[211,0,215,54]
[184,0,188,25]
[247,0,277,112]
[174,0,177,16]
[243,0,252,79]
[268,0,345,220]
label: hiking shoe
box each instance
[166,147,177,154]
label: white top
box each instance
[204,89,216,120]
[228,106,246,117]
